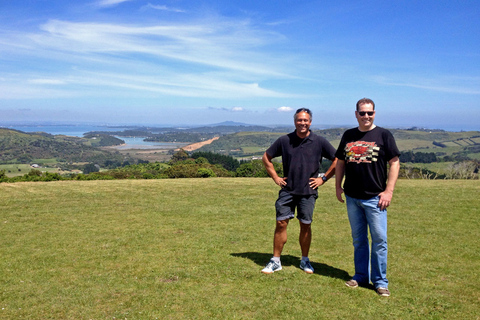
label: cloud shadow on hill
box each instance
[231,251,351,281]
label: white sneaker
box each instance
[261,259,282,274]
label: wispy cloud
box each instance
[373,75,480,95]
[208,107,246,112]
[1,17,301,100]
[31,19,288,77]
[141,3,185,13]
[264,19,293,27]
[28,79,66,85]
[95,0,133,8]
[389,82,480,95]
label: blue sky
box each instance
[1,0,479,130]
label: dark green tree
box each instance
[236,159,282,177]
[170,149,189,164]
[83,163,100,174]
[192,151,240,171]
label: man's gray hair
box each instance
[294,108,312,121]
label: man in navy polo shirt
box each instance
[261,108,337,274]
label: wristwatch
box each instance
[322,175,328,182]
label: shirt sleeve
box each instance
[384,131,401,161]
[335,135,347,161]
[266,137,283,158]
[321,137,337,161]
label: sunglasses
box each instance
[357,111,374,116]
[296,108,312,115]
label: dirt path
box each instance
[180,137,219,151]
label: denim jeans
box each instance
[346,195,388,289]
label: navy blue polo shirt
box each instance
[266,131,336,195]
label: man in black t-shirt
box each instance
[335,98,400,297]
[261,108,337,274]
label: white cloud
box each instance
[95,0,133,8]
[30,19,289,77]
[0,83,75,99]
[28,79,66,85]
[0,18,303,100]
[231,107,244,112]
[142,3,185,13]
[277,106,293,112]
[372,75,480,95]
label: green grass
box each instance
[0,164,32,176]
[240,146,267,154]
[402,162,456,176]
[468,153,480,160]
[394,139,436,151]
[1,179,479,319]
[0,164,65,177]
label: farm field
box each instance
[0,164,66,177]
[0,178,479,319]
[0,163,82,178]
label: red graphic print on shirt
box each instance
[345,141,379,163]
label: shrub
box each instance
[83,163,100,174]
[191,151,240,171]
[165,163,232,178]
[75,173,115,180]
[236,159,282,177]
[27,169,42,177]
[197,168,216,178]
[195,157,209,164]
[169,149,189,164]
[0,169,7,182]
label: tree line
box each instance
[1,149,478,184]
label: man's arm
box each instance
[378,156,400,210]
[262,152,286,187]
[309,158,337,189]
[335,159,346,203]
[324,157,337,180]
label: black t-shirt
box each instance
[335,126,400,199]
[266,131,336,195]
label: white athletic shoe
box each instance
[261,259,282,274]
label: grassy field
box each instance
[0,164,33,176]
[0,164,80,178]
[101,147,172,163]
[0,179,479,319]
[0,164,67,177]
[401,162,455,176]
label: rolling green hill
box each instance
[2,127,479,180]
[0,128,125,164]
[197,128,480,159]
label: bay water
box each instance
[1,124,186,149]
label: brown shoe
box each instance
[345,279,358,288]
[376,287,390,297]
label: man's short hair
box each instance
[356,98,375,111]
[294,108,312,121]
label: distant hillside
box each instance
[88,124,291,142]
[196,128,480,158]
[197,131,285,155]
[0,128,126,164]
[3,125,479,165]
[207,121,250,126]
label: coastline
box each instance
[102,136,219,152]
